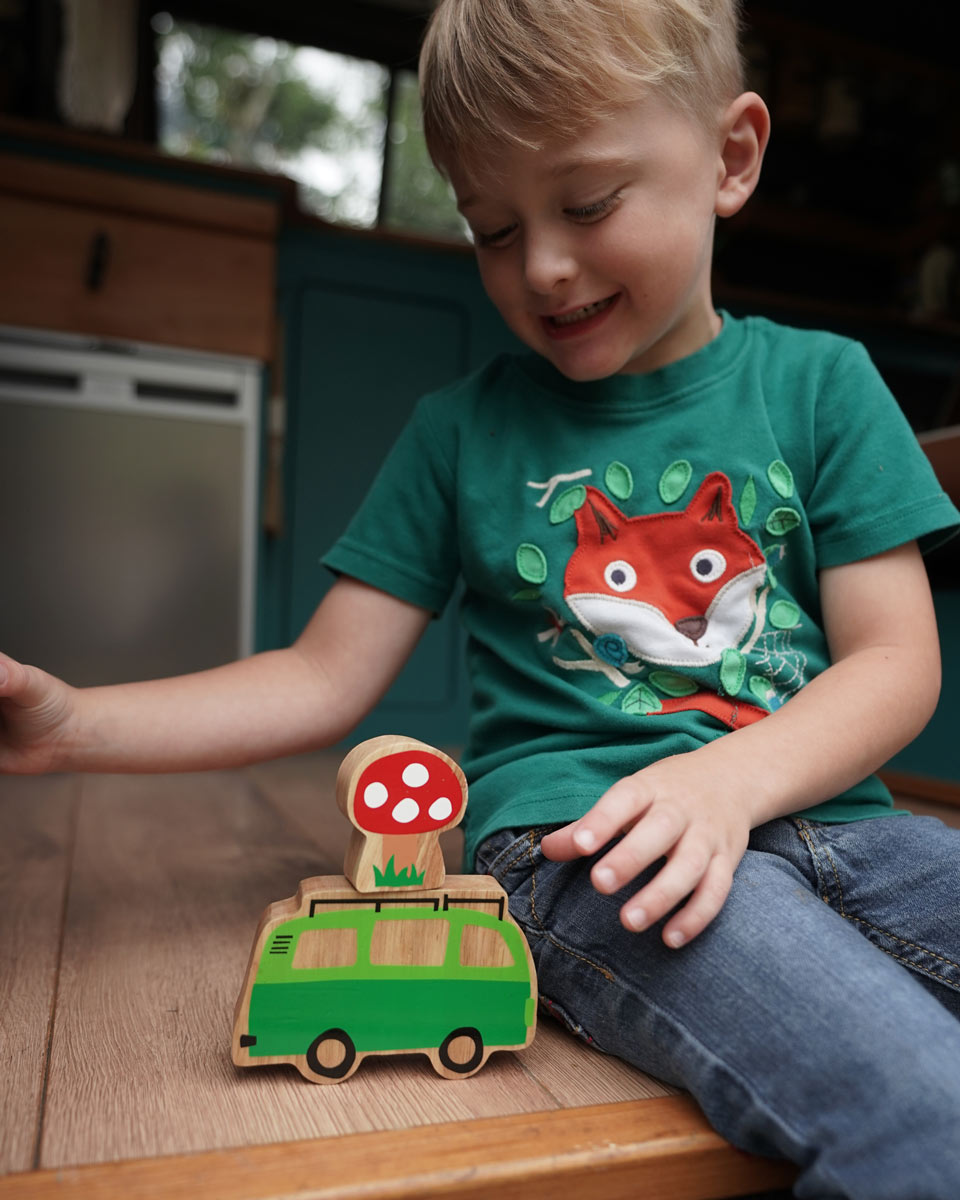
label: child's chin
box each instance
[550,354,623,383]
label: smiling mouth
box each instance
[547,295,619,327]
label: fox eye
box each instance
[690,550,726,583]
[604,560,637,592]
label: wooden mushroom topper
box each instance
[232,735,537,1084]
[338,735,466,892]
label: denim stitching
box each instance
[794,822,960,985]
[526,831,617,983]
[844,914,960,975]
[497,844,533,878]
[878,945,960,991]
[794,820,830,904]
[817,838,847,917]
[795,819,847,915]
[486,825,554,881]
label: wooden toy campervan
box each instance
[232,736,537,1083]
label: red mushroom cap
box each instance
[352,749,465,835]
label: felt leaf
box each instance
[658,459,692,504]
[769,599,801,629]
[720,648,746,696]
[768,460,795,499]
[621,682,662,715]
[596,691,621,706]
[765,507,802,536]
[649,671,698,697]
[512,588,542,602]
[605,461,634,501]
[516,543,547,584]
[748,675,774,708]
[549,485,587,525]
[739,476,757,527]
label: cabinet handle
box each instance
[85,231,111,292]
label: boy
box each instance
[3,0,960,1192]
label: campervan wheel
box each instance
[433,1027,486,1077]
[304,1028,358,1081]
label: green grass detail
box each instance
[373,855,426,887]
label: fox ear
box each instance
[686,472,737,524]
[574,486,625,544]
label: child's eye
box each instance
[564,191,622,223]
[473,222,518,249]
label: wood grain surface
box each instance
[0,751,814,1200]
[0,1096,796,1200]
[0,776,77,1174]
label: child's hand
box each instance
[541,751,751,948]
[0,652,76,774]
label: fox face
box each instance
[563,473,766,667]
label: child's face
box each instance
[451,94,728,380]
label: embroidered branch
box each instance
[527,469,592,508]
[537,608,567,647]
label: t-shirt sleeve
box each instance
[320,394,460,614]
[806,340,960,568]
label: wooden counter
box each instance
[0,752,803,1198]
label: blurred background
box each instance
[1,0,957,330]
[0,0,957,778]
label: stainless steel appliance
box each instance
[0,326,260,685]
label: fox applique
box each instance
[564,472,767,669]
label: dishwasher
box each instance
[0,325,261,686]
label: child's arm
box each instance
[542,540,941,948]
[0,577,431,775]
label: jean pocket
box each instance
[475,825,560,883]
[474,828,526,877]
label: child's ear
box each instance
[714,92,770,219]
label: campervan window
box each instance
[460,923,516,969]
[369,918,449,967]
[292,927,357,970]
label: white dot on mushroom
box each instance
[429,796,453,822]
[364,782,389,808]
[392,797,420,824]
[401,762,430,788]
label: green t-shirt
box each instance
[323,314,960,866]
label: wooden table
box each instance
[1,752,804,1199]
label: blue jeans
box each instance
[475,815,960,1199]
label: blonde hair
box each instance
[420,0,744,170]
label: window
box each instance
[153,14,467,240]
[292,927,357,970]
[369,917,448,967]
[460,923,515,969]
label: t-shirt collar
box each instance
[514,310,749,413]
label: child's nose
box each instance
[522,230,578,295]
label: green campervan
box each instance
[237,898,536,1080]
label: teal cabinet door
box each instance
[887,588,960,785]
[265,229,519,744]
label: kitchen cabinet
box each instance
[0,149,280,358]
